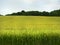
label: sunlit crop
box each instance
[0,16,60,45]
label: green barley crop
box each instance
[0,16,60,45]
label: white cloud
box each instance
[0,0,60,15]
[23,0,36,4]
[0,8,12,15]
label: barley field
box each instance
[0,16,60,45]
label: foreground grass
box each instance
[0,16,60,45]
[0,30,60,45]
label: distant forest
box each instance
[0,9,60,16]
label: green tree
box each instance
[50,9,60,16]
[41,11,49,16]
[0,14,2,16]
[5,9,60,16]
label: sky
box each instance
[0,0,60,15]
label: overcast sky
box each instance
[0,0,60,15]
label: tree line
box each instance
[0,14,2,16]
[0,9,60,16]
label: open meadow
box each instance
[0,16,60,45]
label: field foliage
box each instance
[0,16,60,45]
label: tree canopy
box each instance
[1,9,60,16]
[0,14,2,16]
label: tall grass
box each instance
[0,16,60,45]
[0,30,60,45]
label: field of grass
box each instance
[0,16,60,45]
